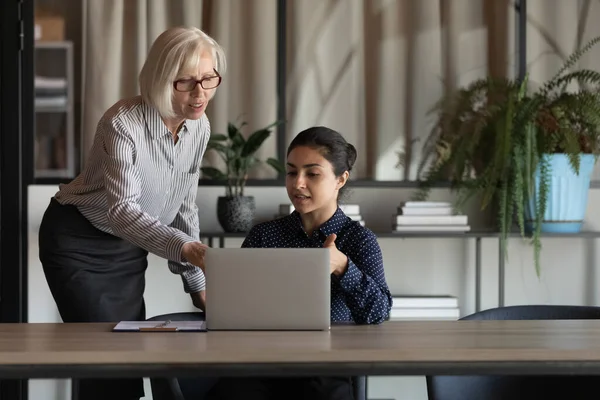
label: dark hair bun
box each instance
[346,143,357,171]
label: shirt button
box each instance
[169,165,173,169]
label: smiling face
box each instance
[285,146,348,217]
[171,52,219,123]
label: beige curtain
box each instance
[523,0,600,179]
[81,0,206,163]
[76,0,517,181]
[77,0,600,181]
[525,0,600,88]
[285,0,514,180]
[80,0,278,178]
[202,0,278,179]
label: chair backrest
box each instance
[460,304,600,320]
[147,312,367,400]
[426,305,600,400]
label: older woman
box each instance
[38,26,225,400]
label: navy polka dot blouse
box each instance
[241,207,392,324]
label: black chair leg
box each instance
[71,379,78,400]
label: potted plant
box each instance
[201,120,285,232]
[413,36,600,276]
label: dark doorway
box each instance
[0,0,33,398]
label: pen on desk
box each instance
[139,320,178,332]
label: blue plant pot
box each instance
[524,154,595,234]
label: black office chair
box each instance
[426,305,600,400]
[148,312,367,400]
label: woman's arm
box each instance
[100,117,198,269]
[169,182,206,295]
[190,290,206,311]
[195,224,261,308]
[334,232,392,324]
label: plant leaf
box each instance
[209,133,228,141]
[241,128,273,157]
[266,157,286,174]
[200,166,227,180]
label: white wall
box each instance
[27,184,600,400]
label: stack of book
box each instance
[275,204,365,226]
[392,201,470,232]
[275,204,294,218]
[388,295,460,320]
[35,75,68,109]
[339,204,365,226]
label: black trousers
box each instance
[206,376,355,400]
[39,198,148,400]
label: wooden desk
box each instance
[3,320,600,379]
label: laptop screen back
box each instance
[204,248,331,331]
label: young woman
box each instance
[38,26,225,400]
[207,126,393,400]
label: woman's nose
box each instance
[192,83,204,97]
[294,175,306,188]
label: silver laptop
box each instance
[204,248,331,331]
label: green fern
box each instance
[412,35,600,277]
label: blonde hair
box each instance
[139,26,227,119]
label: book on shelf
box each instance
[389,295,460,321]
[395,215,467,225]
[345,214,362,222]
[35,76,68,89]
[392,295,458,309]
[399,205,454,216]
[393,205,469,232]
[279,204,294,215]
[393,225,470,232]
[402,201,452,208]
[389,307,460,320]
[35,96,68,108]
[339,204,360,215]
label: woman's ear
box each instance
[336,171,349,189]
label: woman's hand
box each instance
[190,290,206,311]
[323,234,348,276]
[182,241,209,271]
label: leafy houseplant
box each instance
[201,121,285,232]
[413,36,600,277]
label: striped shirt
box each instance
[54,95,209,293]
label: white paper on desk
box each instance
[113,321,207,332]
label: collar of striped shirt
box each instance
[142,99,190,140]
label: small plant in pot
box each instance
[413,36,600,277]
[201,120,285,233]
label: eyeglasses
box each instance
[173,69,222,92]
